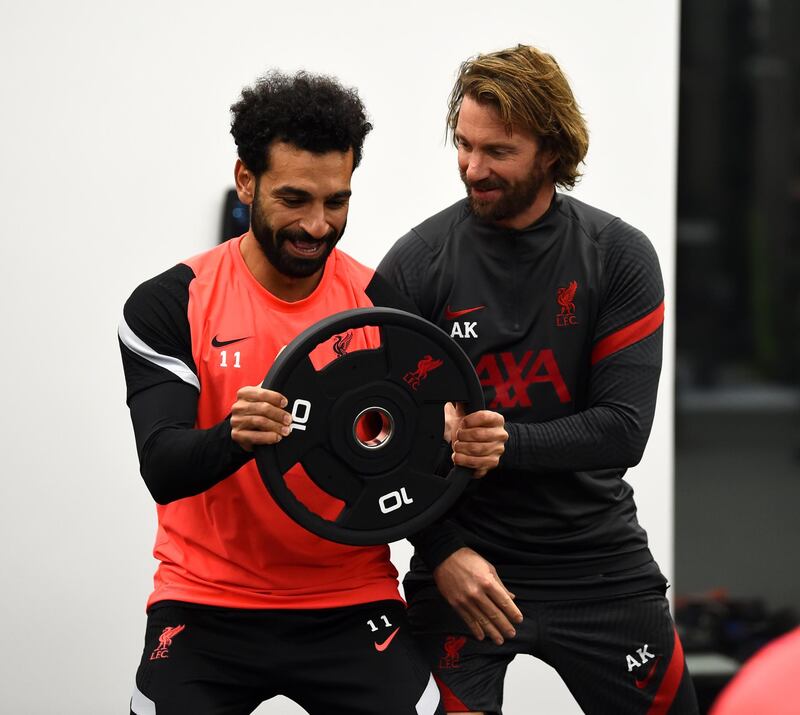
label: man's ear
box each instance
[234,159,256,206]
[541,148,558,174]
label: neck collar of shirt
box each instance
[467,191,563,257]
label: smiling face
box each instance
[249,141,353,277]
[235,141,353,298]
[455,95,554,229]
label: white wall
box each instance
[0,1,679,712]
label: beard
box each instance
[462,156,549,223]
[251,195,342,279]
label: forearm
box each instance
[503,405,650,472]
[129,382,251,504]
[502,335,661,472]
[408,520,467,571]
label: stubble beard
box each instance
[462,157,549,223]
[251,194,341,279]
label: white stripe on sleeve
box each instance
[118,315,200,391]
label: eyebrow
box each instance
[455,133,517,151]
[273,186,352,201]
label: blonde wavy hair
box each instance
[447,44,589,189]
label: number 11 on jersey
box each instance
[219,350,241,368]
[367,615,393,632]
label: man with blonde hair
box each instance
[380,45,699,714]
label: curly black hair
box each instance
[230,71,373,175]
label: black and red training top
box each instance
[119,236,414,610]
[379,193,668,597]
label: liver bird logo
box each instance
[557,280,578,314]
[444,635,467,658]
[403,354,444,390]
[158,625,186,648]
[150,624,186,660]
[333,331,353,357]
[439,634,467,669]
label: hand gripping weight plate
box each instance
[254,307,484,545]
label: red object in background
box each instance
[710,627,800,715]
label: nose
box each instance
[463,152,489,183]
[299,205,329,240]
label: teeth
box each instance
[292,241,320,254]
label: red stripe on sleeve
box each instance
[646,626,686,715]
[591,301,665,365]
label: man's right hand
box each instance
[444,402,508,478]
[230,386,292,451]
[433,547,523,645]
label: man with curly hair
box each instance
[378,45,699,714]
[119,71,448,714]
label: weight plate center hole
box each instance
[353,407,394,450]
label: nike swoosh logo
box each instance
[635,657,661,689]
[445,305,485,320]
[374,627,400,652]
[211,335,250,348]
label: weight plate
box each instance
[254,307,484,545]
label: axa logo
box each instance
[439,635,467,670]
[476,349,571,408]
[556,280,578,327]
[149,625,186,660]
[333,331,353,357]
[626,644,661,689]
[445,305,485,339]
[403,354,444,391]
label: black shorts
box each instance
[407,586,699,715]
[130,599,443,715]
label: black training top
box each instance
[378,193,667,596]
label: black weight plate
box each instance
[254,307,484,545]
